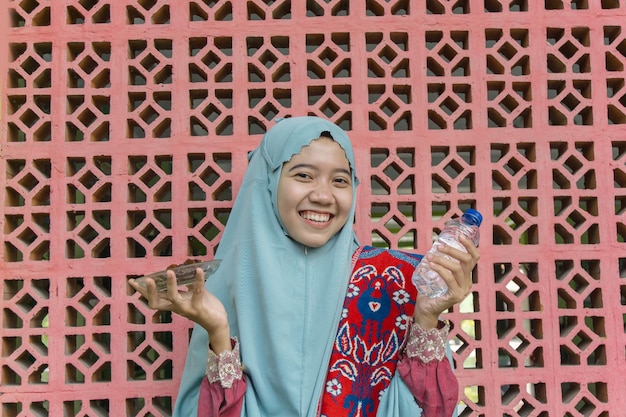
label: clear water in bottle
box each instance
[412,209,482,298]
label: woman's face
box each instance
[277,137,354,248]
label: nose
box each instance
[309,182,333,204]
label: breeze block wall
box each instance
[1,1,625,416]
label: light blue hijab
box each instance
[173,116,435,416]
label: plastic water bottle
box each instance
[412,209,483,298]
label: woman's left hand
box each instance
[412,235,480,329]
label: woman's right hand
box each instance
[129,268,232,353]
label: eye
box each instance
[334,176,351,186]
[295,172,312,180]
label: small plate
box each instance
[133,260,221,292]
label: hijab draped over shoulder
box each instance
[174,116,359,417]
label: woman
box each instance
[130,116,479,416]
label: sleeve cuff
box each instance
[405,320,450,363]
[206,338,243,389]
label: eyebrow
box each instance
[288,163,351,176]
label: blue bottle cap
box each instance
[462,209,483,226]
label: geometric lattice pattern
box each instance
[2,2,626,416]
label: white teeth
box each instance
[301,211,330,222]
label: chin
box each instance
[291,234,333,248]
[297,238,325,248]
[306,241,327,248]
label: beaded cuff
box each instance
[206,338,243,389]
[405,320,450,363]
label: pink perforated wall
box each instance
[2,1,625,416]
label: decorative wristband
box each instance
[206,338,243,389]
[405,320,450,363]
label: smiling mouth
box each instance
[300,211,332,223]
